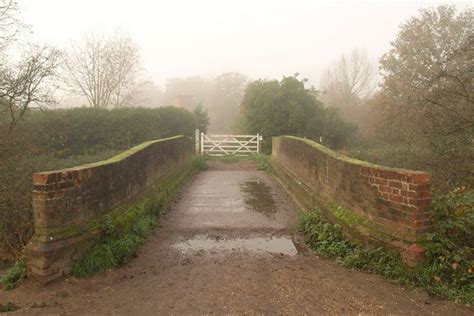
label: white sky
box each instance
[18,0,471,87]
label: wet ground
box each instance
[1,160,472,315]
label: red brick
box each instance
[410,173,431,184]
[408,198,431,207]
[32,172,55,185]
[379,186,391,193]
[407,191,417,198]
[415,191,431,199]
[389,180,403,189]
[370,169,380,177]
[398,174,408,182]
[406,243,425,262]
[360,167,370,176]
[409,183,431,191]
[375,178,388,185]
[390,194,403,203]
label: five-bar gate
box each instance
[200,133,262,156]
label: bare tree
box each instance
[63,32,141,108]
[0,0,26,48]
[320,48,377,121]
[0,45,61,131]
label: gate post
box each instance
[195,129,200,155]
[257,133,260,154]
[200,132,204,156]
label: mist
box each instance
[1,1,473,307]
[20,0,465,86]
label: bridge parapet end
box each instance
[271,136,432,264]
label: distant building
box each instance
[170,94,194,110]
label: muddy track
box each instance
[1,161,471,315]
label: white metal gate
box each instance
[200,133,262,156]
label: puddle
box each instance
[172,235,298,256]
[240,178,276,217]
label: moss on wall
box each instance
[281,135,428,174]
[37,136,185,173]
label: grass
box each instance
[299,208,474,306]
[1,260,26,291]
[204,155,241,164]
[251,154,272,171]
[72,223,151,277]
[0,302,19,313]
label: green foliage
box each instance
[72,214,154,278]
[362,5,474,194]
[299,203,474,305]
[73,214,155,277]
[193,157,208,171]
[339,136,471,195]
[421,188,474,297]
[25,106,194,157]
[239,75,355,152]
[251,154,272,172]
[204,154,271,172]
[1,260,26,290]
[0,302,19,313]
[308,107,357,151]
[205,155,241,164]
[72,244,117,277]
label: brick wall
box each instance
[25,136,194,283]
[272,136,432,262]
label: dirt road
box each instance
[2,161,471,315]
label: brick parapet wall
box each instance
[272,136,432,261]
[26,136,194,283]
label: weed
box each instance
[72,244,117,277]
[299,204,474,306]
[205,155,241,164]
[204,154,272,172]
[1,260,26,291]
[194,157,208,170]
[0,302,19,313]
[250,154,272,172]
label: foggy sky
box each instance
[19,0,470,87]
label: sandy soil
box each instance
[1,161,471,315]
